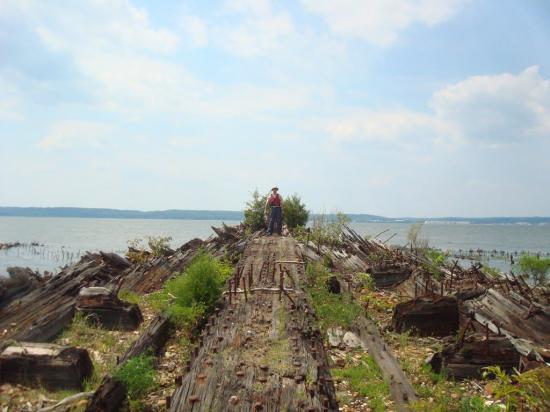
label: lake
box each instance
[1,217,549,275]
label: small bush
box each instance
[243,189,268,231]
[113,355,157,400]
[518,255,550,286]
[148,253,232,328]
[147,236,173,257]
[283,194,309,230]
[483,366,550,411]
[310,211,351,248]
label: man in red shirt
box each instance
[265,186,283,235]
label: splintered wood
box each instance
[168,237,338,411]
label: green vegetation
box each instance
[282,193,309,231]
[113,354,157,410]
[305,262,362,331]
[457,396,503,412]
[126,235,173,262]
[147,253,232,328]
[304,211,350,248]
[483,366,550,411]
[332,353,390,412]
[146,236,173,257]
[422,248,448,281]
[243,189,268,231]
[118,289,141,305]
[517,255,550,286]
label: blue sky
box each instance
[1,0,549,217]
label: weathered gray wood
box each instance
[430,334,521,380]
[353,316,418,411]
[370,264,412,288]
[76,287,143,331]
[0,267,42,308]
[0,253,126,342]
[392,296,459,337]
[85,376,127,412]
[118,313,171,364]
[168,237,338,412]
[0,342,93,390]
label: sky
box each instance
[1,0,549,217]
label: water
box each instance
[0,217,240,275]
[1,217,549,275]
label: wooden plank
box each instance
[0,342,93,390]
[168,237,338,411]
[353,316,418,411]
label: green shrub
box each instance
[483,366,550,411]
[283,194,309,230]
[148,253,232,327]
[518,255,550,286]
[310,211,350,248]
[243,189,268,231]
[458,395,502,412]
[113,355,157,400]
[147,236,173,257]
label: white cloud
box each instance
[316,109,444,147]
[181,15,208,47]
[33,0,179,54]
[316,66,550,148]
[301,0,468,46]
[214,0,295,57]
[38,121,111,149]
[432,65,550,143]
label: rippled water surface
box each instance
[1,217,549,275]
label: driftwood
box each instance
[352,316,418,411]
[0,342,93,390]
[168,237,338,411]
[85,376,127,412]
[86,312,172,410]
[369,264,412,288]
[0,267,42,308]
[76,287,143,331]
[37,391,94,412]
[429,334,521,380]
[0,253,125,342]
[392,296,459,337]
[118,313,171,364]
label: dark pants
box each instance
[267,206,282,235]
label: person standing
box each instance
[265,186,283,235]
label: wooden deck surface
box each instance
[168,236,338,411]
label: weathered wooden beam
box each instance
[352,316,418,411]
[392,296,459,337]
[0,342,93,390]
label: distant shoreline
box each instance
[1,207,549,225]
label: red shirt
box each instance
[268,193,282,207]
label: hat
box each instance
[271,186,279,191]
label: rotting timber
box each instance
[168,236,338,411]
[0,222,549,410]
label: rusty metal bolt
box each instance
[254,402,264,411]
